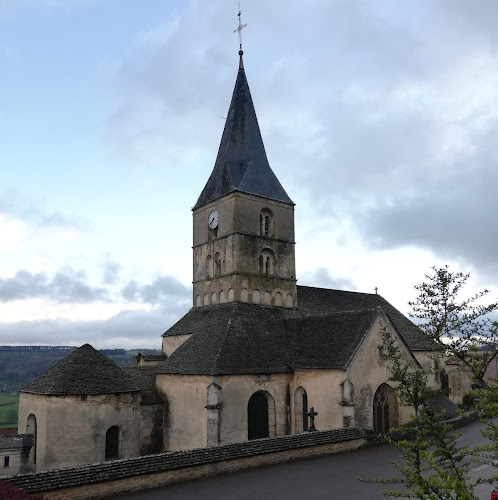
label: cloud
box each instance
[122,275,190,306]
[0,268,107,303]
[300,267,356,292]
[0,306,188,349]
[101,260,120,285]
[0,191,90,231]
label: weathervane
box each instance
[233,3,247,52]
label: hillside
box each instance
[0,346,161,394]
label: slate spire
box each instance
[193,50,293,210]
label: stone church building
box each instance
[18,50,444,471]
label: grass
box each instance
[0,393,18,428]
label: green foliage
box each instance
[409,266,498,389]
[462,392,477,409]
[0,393,19,428]
[367,266,498,499]
[377,329,477,499]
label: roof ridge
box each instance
[212,304,238,373]
[288,308,378,321]
[297,284,379,297]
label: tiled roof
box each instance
[20,344,139,395]
[426,393,460,419]
[295,286,434,350]
[122,366,163,405]
[158,304,290,375]
[159,285,434,376]
[284,309,378,370]
[193,56,293,209]
[5,427,366,494]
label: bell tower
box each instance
[192,48,297,309]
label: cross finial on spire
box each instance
[233,2,247,69]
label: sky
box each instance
[0,0,497,349]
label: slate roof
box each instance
[193,54,293,210]
[122,366,163,405]
[159,285,435,376]
[158,303,291,375]
[21,344,139,395]
[295,286,434,351]
[426,393,460,419]
[284,309,379,370]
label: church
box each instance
[17,47,444,472]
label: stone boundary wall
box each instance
[5,428,366,499]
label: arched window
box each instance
[373,384,398,434]
[294,387,308,433]
[285,293,294,308]
[259,249,276,276]
[213,252,221,277]
[248,392,269,440]
[206,255,212,278]
[260,209,274,237]
[26,414,37,465]
[105,426,120,460]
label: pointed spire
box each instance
[194,11,292,210]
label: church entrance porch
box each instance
[373,384,398,434]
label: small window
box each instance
[260,209,274,237]
[4,456,9,467]
[259,249,275,276]
[213,252,221,277]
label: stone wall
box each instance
[0,435,33,477]
[192,192,297,308]
[18,392,141,471]
[5,427,366,500]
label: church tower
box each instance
[192,49,297,308]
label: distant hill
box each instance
[0,346,162,394]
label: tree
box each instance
[366,266,498,498]
[409,266,498,389]
[375,328,476,499]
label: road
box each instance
[118,421,496,500]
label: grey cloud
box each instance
[0,269,107,303]
[0,191,90,230]
[101,260,120,285]
[0,305,188,349]
[104,0,498,285]
[357,126,498,279]
[121,276,190,306]
[300,267,356,292]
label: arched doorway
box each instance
[105,426,120,460]
[26,414,37,465]
[373,384,398,434]
[248,392,271,440]
[294,387,308,433]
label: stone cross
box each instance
[307,407,318,432]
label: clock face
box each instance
[208,210,219,229]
